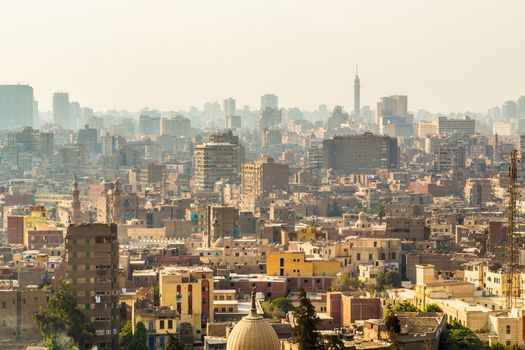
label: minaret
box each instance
[71,176,81,224]
[354,64,360,117]
[111,178,124,224]
[493,133,500,162]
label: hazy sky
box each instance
[0,1,524,114]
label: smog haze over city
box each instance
[2,2,525,350]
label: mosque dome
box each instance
[226,288,280,350]
[214,237,225,248]
[354,211,370,228]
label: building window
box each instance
[159,320,165,329]
[357,253,361,261]
[168,320,173,329]
[506,325,511,334]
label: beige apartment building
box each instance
[193,142,239,191]
[0,287,49,344]
[242,155,289,197]
[322,133,399,173]
[336,237,402,277]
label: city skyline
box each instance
[1,1,524,113]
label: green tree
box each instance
[439,320,484,350]
[119,320,133,347]
[423,303,442,312]
[34,280,94,350]
[330,274,364,292]
[393,301,420,312]
[165,331,184,350]
[262,297,296,319]
[376,202,386,225]
[153,286,160,306]
[292,289,322,350]
[375,271,402,292]
[130,322,148,350]
[384,305,401,349]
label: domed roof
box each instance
[214,237,225,248]
[226,288,280,350]
[354,211,370,228]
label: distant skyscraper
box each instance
[69,101,81,130]
[261,94,278,109]
[376,95,413,136]
[517,96,525,117]
[502,100,517,120]
[354,65,360,117]
[0,85,34,129]
[53,92,70,129]
[223,97,236,116]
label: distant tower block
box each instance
[354,65,360,117]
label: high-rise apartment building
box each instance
[160,115,191,137]
[76,125,98,157]
[138,115,161,136]
[53,92,70,129]
[223,97,236,116]
[502,100,518,119]
[226,115,241,129]
[65,223,120,349]
[102,133,116,156]
[322,133,399,173]
[261,94,278,109]
[376,95,413,137]
[6,127,54,158]
[437,116,476,136]
[242,156,289,197]
[69,101,81,130]
[0,85,34,129]
[432,144,466,171]
[518,96,525,118]
[193,142,240,191]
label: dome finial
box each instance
[250,284,257,317]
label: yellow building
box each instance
[266,251,340,277]
[159,266,214,338]
[23,206,47,247]
[132,302,180,349]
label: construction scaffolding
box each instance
[504,149,520,309]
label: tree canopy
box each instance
[166,331,184,350]
[375,271,402,292]
[439,320,484,350]
[292,289,322,350]
[130,321,148,350]
[119,320,133,347]
[393,301,420,312]
[34,280,94,350]
[423,303,442,312]
[330,274,364,292]
[262,297,296,319]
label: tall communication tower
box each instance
[504,149,520,309]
